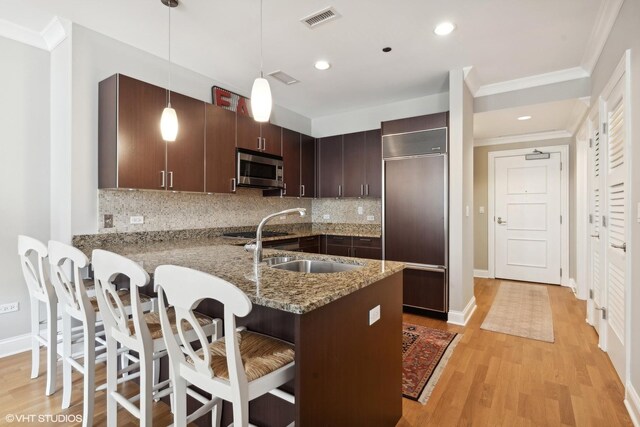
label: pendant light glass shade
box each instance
[251,77,272,122]
[160,104,178,141]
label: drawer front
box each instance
[351,247,382,260]
[402,268,447,313]
[352,237,381,248]
[298,235,320,248]
[326,235,352,246]
[262,238,299,249]
[300,245,321,254]
[326,245,351,257]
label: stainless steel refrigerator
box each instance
[382,127,448,315]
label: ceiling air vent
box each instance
[268,70,300,85]
[300,7,340,29]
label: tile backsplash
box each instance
[98,189,382,233]
[312,198,381,224]
[98,189,312,233]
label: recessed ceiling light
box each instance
[314,60,331,70]
[517,115,532,121]
[434,22,455,36]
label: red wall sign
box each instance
[212,86,252,117]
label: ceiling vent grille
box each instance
[301,7,340,28]
[268,70,300,85]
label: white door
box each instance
[588,115,605,336]
[602,76,627,381]
[494,153,562,284]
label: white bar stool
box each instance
[18,235,58,396]
[47,241,154,426]
[155,265,296,427]
[92,249,221,427]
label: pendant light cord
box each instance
[260,0,263,78]
[168,0,172,105]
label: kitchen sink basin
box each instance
[267,259,362,273]
[263,256,297,266]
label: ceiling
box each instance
[1,0,602,118]
[474,98,588,141]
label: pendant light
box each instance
[160,0,179,141]
[250,0,272,122]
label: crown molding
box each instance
[0,16,68,52]
[463,66,480,96]
[474,67,589,98]
[475,130,573,147]
[581,0,624,73]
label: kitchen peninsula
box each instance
[75,230,404,426]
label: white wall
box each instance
[69,24,312,235]
[589,0,640,415]
[0,36,50,340]
[312,92,449,137]
[448,69,475,324]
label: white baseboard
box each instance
[448,296,477,326]
[474,269,489,278]
[0,333,31,358]
[625,382,640,427]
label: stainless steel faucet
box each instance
[245,208,307,265]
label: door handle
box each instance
[257,137,262,150]
[497,217,507,225]
[590,234,600,238]
[160,171,166,188]
[610,242,626,252]
[283,182,287,196]
[301,184,305,196]
[361,184,364,196]
[230,178,237,192]
[262,137,266,151]
[338,185,342,197]
[365,184,369,196]
[168,171,174,189]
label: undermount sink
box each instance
[263,256,296,266]
[266,258,362,273]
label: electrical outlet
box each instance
[0,302,19,314]
[323,214,330,220]
[465,205,470,217]
[104,214,114,228]
[357,206,363,215]
[130,216,144,224]
[366,215,375,221]
[369,305,381,325]
[479,206,485,214]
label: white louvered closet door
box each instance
[603,75,627,382]
[588,116,604,335]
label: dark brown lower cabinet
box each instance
[323,235,382,260]
[402,268,447,313]
[351,246,382,260]
[298,236,320,253]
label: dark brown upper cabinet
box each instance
[300,134,316,198]
[236,114,282,156]
[99,74,167,190]
[381,112,448,136]
[342,132,366,197]
[205,103,236,194]
[318,135,343,198]
[281,128,301,197]
[99,74,206,192]
[364,129,382,197]
[165,92,205,192]
[236,113,262,152]
[260,122,282,156]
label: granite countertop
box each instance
[108,244,403,314]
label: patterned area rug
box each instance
[481,282,554,343]
[402,323,460,404]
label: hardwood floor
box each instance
[398,278,633,427]
[0,278,632,426]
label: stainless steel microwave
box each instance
[236,149,284,189]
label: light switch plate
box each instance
[479,206,485,214]
[465,206,470,217]
[323,214,330,220]
[369,305,381,325]
[366,215,375,221]
[130,216,144,224]
[357,206,363,215]
[104,214,114,228]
